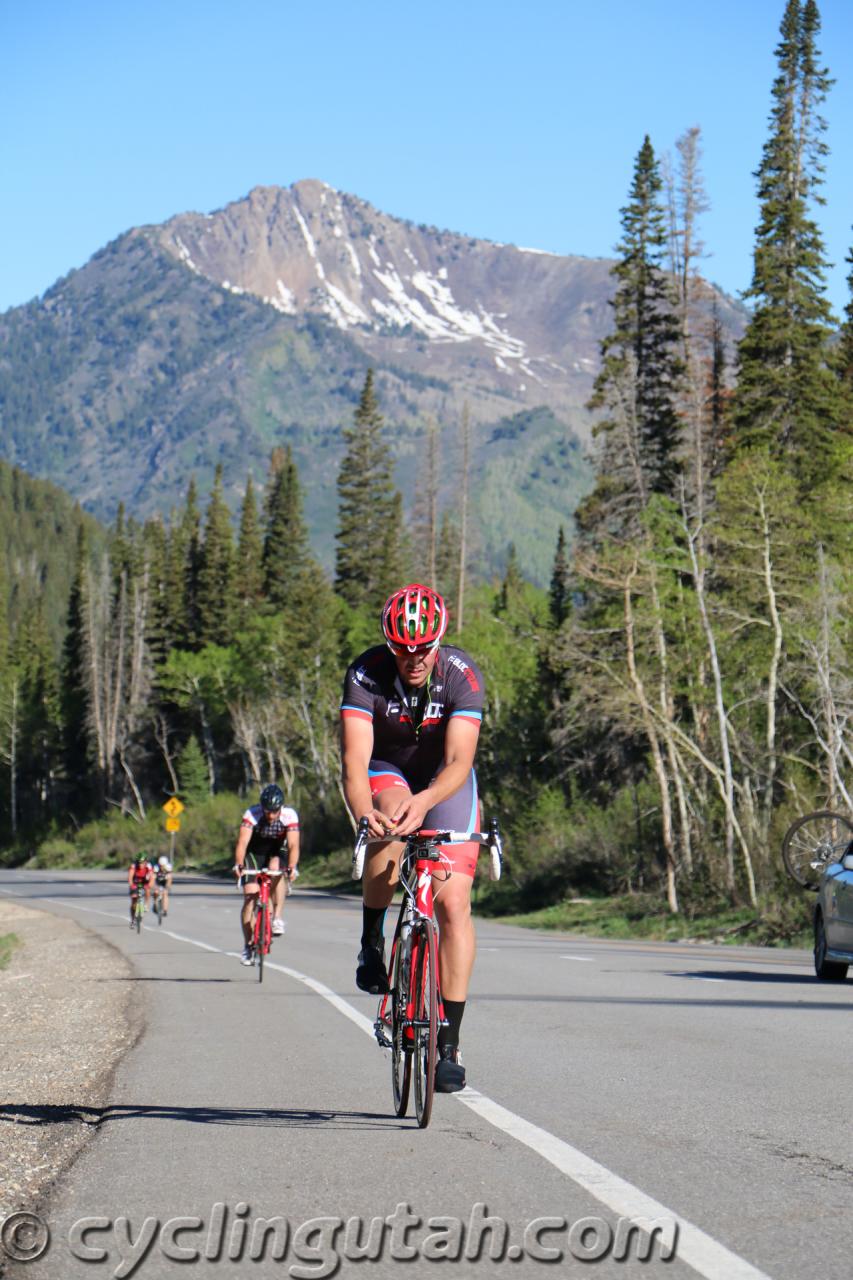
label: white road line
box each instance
[0,887,772,1280]
[560,954,595,962]
[682,975,726,984]
[457,1091,771,1280]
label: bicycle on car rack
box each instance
[238,868,286,982]
[351,818,502,1129]
[781,810,853,889]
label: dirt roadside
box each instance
[0,897,141,1246]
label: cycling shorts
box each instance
[368,760,481,878]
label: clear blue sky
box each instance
[2,0,851,316]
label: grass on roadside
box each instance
[499,892,814,949]
[0,932,20,970]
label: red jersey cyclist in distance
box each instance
[340,582,485,1093]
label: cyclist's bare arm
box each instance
[389,718,481,836]
[341,716,396,837]
[286,828,300,875]
[234,825,252,879]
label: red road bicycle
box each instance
[352,818,502,1128]
[238,868,286,982]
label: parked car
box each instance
[814,845,853,981]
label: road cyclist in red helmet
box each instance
[340,583,485,1093]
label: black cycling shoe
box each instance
[435,1044,466,1093]
[356,945,389,994]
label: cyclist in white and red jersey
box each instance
[341,583,485,1092]
[234,784,300,965]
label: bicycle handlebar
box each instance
[235,867,289,879]
[351,817,503,882]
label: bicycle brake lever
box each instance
[352,816,371,881]
[488,817,503,882]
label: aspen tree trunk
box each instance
[649,568,693,875]
[758,487,784,844]
[624,563,679,912]
[153,713,180,796]
[685,517,758,904]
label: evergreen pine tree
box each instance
[549,526,571,627]
[177,734,209,804]
[14,599,62,812]
[498,544,524,613]
[142,516,171,668]
[838,240,853,394]
[236,476,265,613]
[196,464,235,646]
[335,370,402,610]
[730,0,842,486]
[377,492,411,601]
[435,512,461,605]
[60,526,92,804]
[579,136,683,543]
[263,446,311,608]
[180,478,202,647]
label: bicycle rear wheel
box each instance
[413,919,438,1129]
[782,810,853,888]
[389,927,412,1117]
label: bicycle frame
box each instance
[129,887,145,932]
[239,868,285,982]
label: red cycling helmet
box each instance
[381,583,448,651]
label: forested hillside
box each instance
[0,2,849,940]
[0,460,106,647]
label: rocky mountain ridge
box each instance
[0,180,747,584]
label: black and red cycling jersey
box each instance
[240,804,299,864]
[129,862,153,887]
[340,644,485,791]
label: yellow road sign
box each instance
[165,817,181,833]
[162,797,185,818]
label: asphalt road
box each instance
[1,869,851,1280]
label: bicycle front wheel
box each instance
[135,902,142,934]
[155,896,163,925]
[256,902,267,983]
[413,920,438,1129]
[389,929,412,1117]
[782,810,853,888]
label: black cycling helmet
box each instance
[260,783,284,813]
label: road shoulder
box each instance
[0,898,141,1230]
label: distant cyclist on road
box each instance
[340,582,485,1092]
[233,784,300,965]
[127,854,154,922]
[153,854,173,916]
